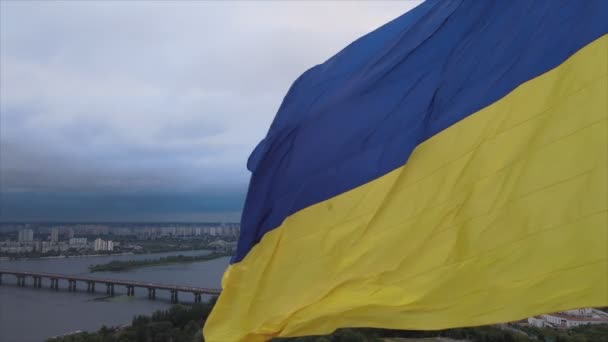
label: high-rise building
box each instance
[94,238,113,251]
[18,229,34,243]
[50,228,59,242]
[94,238,104,251]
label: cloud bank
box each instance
[0,1,421,221]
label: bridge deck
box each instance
[0,269,221,294]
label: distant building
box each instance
[69,238,87,247]
[18,229,34,243]
[41,241,50,253]
[94,238,105,251]
[0,245,33,253]
[50,228,59,242]
[58,243,70,252]
[527,317,547,328]
[113,228,132,236]
[563,308,593,316]
[527,308,608,328]
[94,238,113,251]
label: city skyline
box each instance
[0,221,240,256]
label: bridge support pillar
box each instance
[86,281,96,293]
[50,278,57,290]
[171,290,178,303]
[148,288,156,300]
[106,283,114,296]
[0,273,3,285]
[17,276,25,287]
[127,285,134,296]
[194,293,201,303]
[68,280,77,292]
[34,276,42,288]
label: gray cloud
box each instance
[0,0,421,220]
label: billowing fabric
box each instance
[204,1,608,341]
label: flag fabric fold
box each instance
[204,1,608,340]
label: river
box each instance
[0,250,230,342]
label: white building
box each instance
[50,228,59,242]
[527,317,547,328]
[41,241,55,253]
[0,245,33,253]
[94,238,113,251]
[563,308,593,316]
[18,229,34,243]
[94,238,106,251]
[528,308,608,328]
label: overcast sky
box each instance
[0,0,421,222]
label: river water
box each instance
[0,251,230,341]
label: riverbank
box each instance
[0,249,229,342]
[0,252,135,261]
[88,251,231,272]
[0,246,223,261]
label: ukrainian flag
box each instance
[204,1,608,340]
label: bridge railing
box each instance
[0,269,222,298]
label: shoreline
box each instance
[0,252,134,261]
[0,248,222,262]
[89,252,231,272]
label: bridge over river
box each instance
[0,269,221,303]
